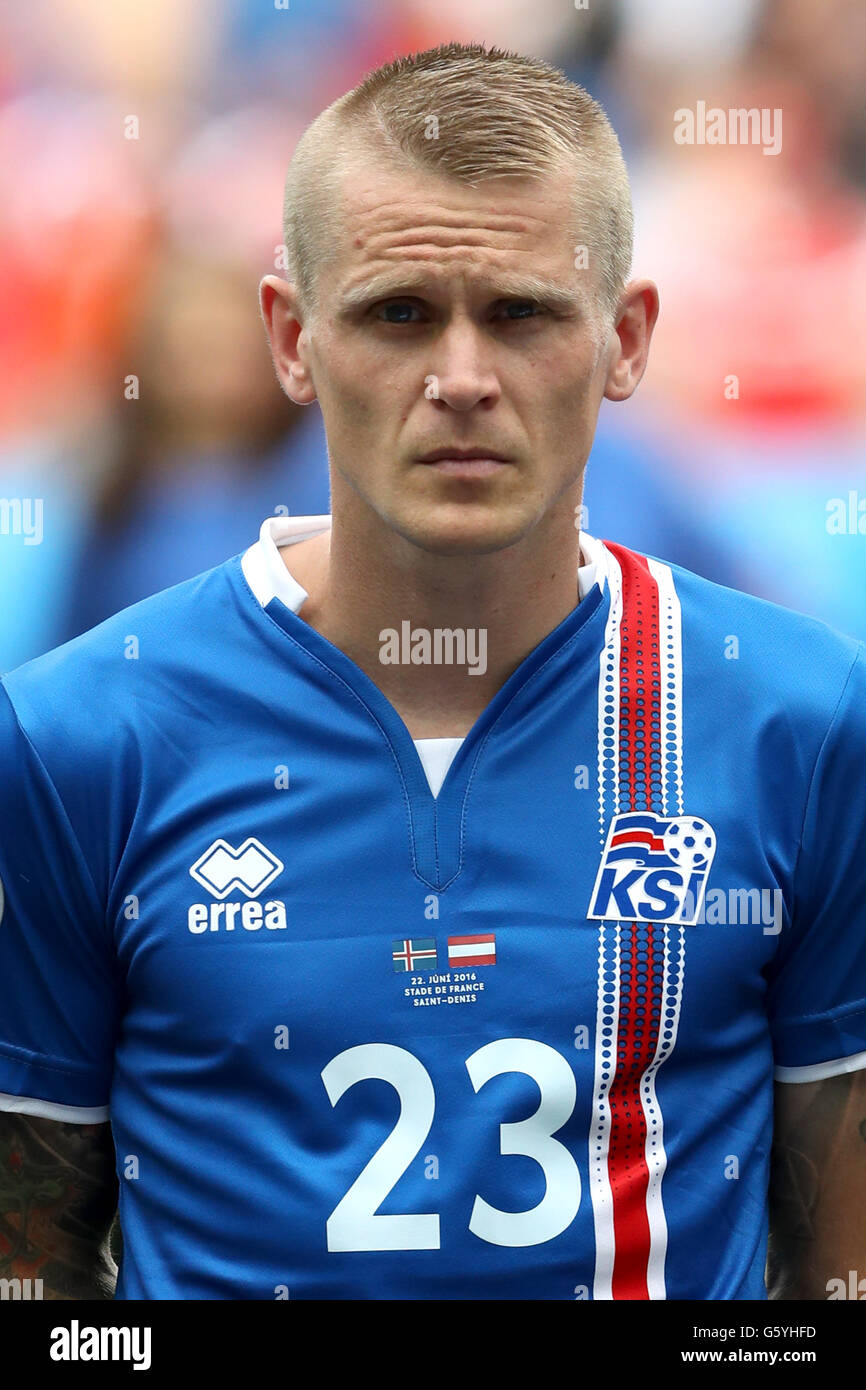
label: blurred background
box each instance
[1,0,864,672]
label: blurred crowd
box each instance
[1,0,864,672]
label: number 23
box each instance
[321,1039,580,1252]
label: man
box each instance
[0,41,864,1301]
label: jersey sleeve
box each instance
[766,642,866,1082]
[0,680,117,1119]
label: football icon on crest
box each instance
[662,818,716,876]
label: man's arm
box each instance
[767,1069,866,1299]
[0,1114,118,1299]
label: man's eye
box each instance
[372,299,545,325]
[375,302,423,324]
[497,300,544,321]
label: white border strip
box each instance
[590,546,623,1300]
[641,556,685,1299]
[647,556,684,820]
[240,514,331,611]
[591,921,622,1301]
[578,531,610,601]
[0,1090,109,1123]
[775,1048,866,1083]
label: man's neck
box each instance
[280,515,586,740]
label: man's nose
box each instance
[427,320,501,411]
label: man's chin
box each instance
[387,501,536,558]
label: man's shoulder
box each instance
[605,538,865,728]
[1,553,247,751]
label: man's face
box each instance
[292,160,622,556]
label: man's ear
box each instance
[259,275,317,405]
[603,279,660,403]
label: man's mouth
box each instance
[415,447,512,476]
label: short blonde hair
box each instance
[283,41,633,319]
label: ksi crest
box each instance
[587,811,717,925]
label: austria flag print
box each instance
[447,934,496,967]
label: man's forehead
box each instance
[326,161,584,295]
[299,152,605,315]
[336,159,576,235]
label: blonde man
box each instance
[0,43,864,1303]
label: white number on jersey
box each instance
[322,1038,580,1252]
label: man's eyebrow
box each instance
[336,271,583,316]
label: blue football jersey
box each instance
[1,514,865,1300]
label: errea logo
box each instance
[188,838,287,934]
[190,838,282,898]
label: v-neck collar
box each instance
[238,514,610,888]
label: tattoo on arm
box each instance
[0,1115,118,1299]
[767,1070,866,1300]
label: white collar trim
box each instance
[241,513,609,614]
